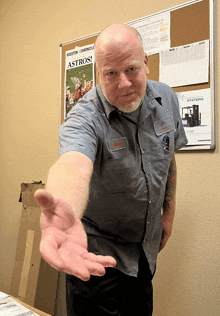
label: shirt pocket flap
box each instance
[153,117,175,136]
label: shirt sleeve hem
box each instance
[59,146,95,163]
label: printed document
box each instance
[0,292,40,316]
[160,40,209,87]
[131,11,170,56]
[176,88,211,146]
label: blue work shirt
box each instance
[59,80,188,276]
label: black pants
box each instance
[65,253,154,316]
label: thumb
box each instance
[34,189,57,213]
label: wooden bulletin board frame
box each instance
[60,0,215,150]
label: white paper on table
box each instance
[0,292,10,301]
[0,293,40,316]
[0,297,39,316]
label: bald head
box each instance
[94,23,149,113]
[95,23,144,69]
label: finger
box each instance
[63,257,93,281]
[65,264,91,281]
[40,237,90,281]
[34,189,57,213]
[65,254,114,280]
[85,261,106,277]
[66,257,106,278]
[40,234,92,281]
[41,249,90,282]
[97,255,117,267]
[40,239,66,272]
[84,253,117,267]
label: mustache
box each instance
[119,91,136,96]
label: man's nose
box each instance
[118,73,132,89]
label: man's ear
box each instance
[144,53,149,76]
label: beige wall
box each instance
[0,0,219,315]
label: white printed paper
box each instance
[160,40,209,87]
[176,89,211,146]
[0,297,39,316]
[0,292,10,301]
[131,12,170,56]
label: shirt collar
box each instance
[145,80,162,107]
[138,80,163,125]
[96,84,117,119]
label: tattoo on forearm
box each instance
[163,155,176,211]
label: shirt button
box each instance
[141,149,145,154]
[147,222,150,225]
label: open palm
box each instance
[34,189,116,281]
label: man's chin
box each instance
[116,99,142,113]
[104,93,142,113]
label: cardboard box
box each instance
[10,183,59,315]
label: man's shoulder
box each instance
[69,86,102,116]
[147,80,174,94]
[77,86,99,107]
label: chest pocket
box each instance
[101,156,137,193]
[153,116,175,156]
[101,137,139,193]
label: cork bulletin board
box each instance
[60,0,215,150]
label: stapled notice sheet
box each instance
[159,40,209,88]
[131,11,170,56]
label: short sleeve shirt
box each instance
[59,80,188,276]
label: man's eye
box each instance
[128,67,136,72]
[107,72,115,76]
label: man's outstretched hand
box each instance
[34,189,116,281]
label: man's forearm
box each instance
[163,153,177,222]
[159,154,176,251]
[45,151,93,219]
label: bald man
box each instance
[35,23,187,315]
